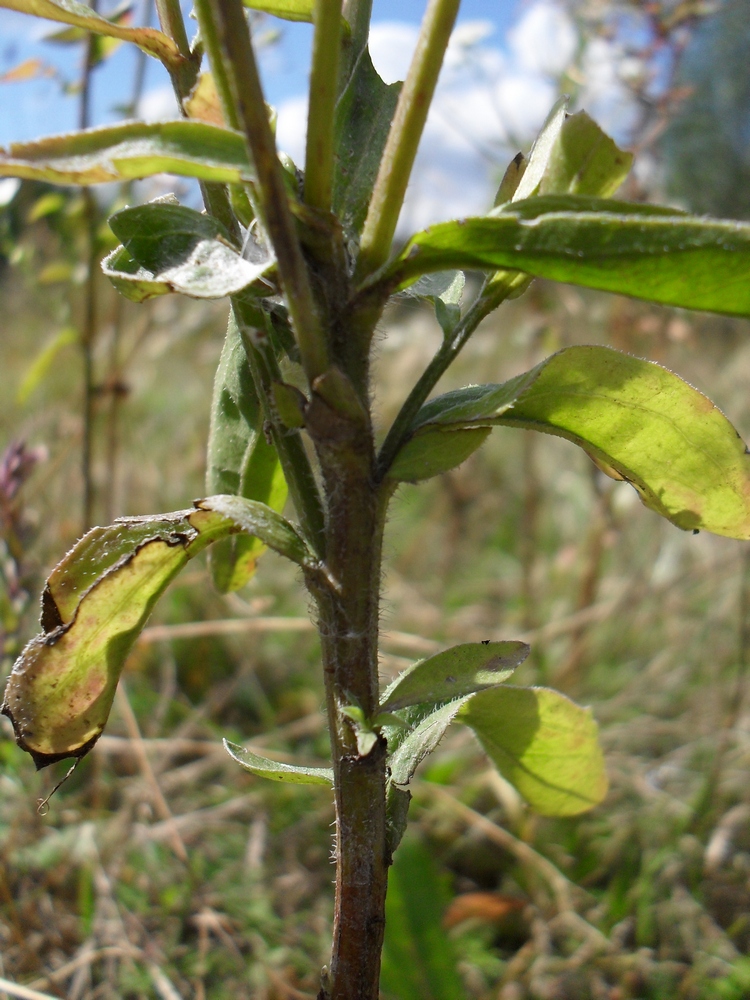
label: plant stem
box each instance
[376,280,508,478]
[204,0,329,383]
[193,0,240,131]
[79,0,100,533]
[356,0,460,279]
[304,0,343,213]
[310,411,388,1000]
[156,0,190,57]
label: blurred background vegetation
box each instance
[2,0,750,997]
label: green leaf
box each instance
[540,110,633,198]
[404,345,750,539]
[333,47,401,236]
[511,95,568,202]
[101,244,172,303]
[0,121,254,186]
[242,0,312,20]
[106,203,273,299]
[381,836,468,1000]
[387,698,471,788]
[0,0,180,66]
[462,685,608,817]
[381,641,529,712]
[386,426,491,482]
[434,271,464,337]
[1,497,313,767]
[207,315,287,592]
[198,494,313,567]
[223,740,333,785]
[383,195,750,318]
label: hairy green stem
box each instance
[204,0,329,383]
[356,0,460,279]
[309,407,388,1000]
[305,0,343,212]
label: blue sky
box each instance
[0,2,638,225]
[0,1,518,145]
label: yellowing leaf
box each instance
[398,346,750,539]
[2,497,314,767]
[463,686,608,817]
[0,0,180,67]
[184,73,226,127]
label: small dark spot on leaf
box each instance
[445,675,456,684]
[481,639,490,645]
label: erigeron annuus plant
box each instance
[3,1,750,997]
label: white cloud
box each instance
[277,3,636,236]
[137,86,179,122]
[275,94,308,167]
[579,37,640,141]
[368,22,419,85]
[509,2,577,76]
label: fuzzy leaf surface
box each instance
[402,345,750,539]
[381,641,529,712]
[0,121,253,186]
[385,196,750,317]
[223,740,332,784]
[107,204,273,299]
[387,698,471,788]
[463,685,608,816]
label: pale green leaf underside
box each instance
[388,698,471,788]
[511,95,568,202]
[463,685,608,817]
[207,315,288,592]
[223,740,333,785]
[385,195,750,317]
[0,0,180,65]
[104,203,274,300]
[402,346,750,539]
[380,641,529,712]
[0,121,253,186]
[1,497,313,767]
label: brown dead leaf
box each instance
[443,891,526,929]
